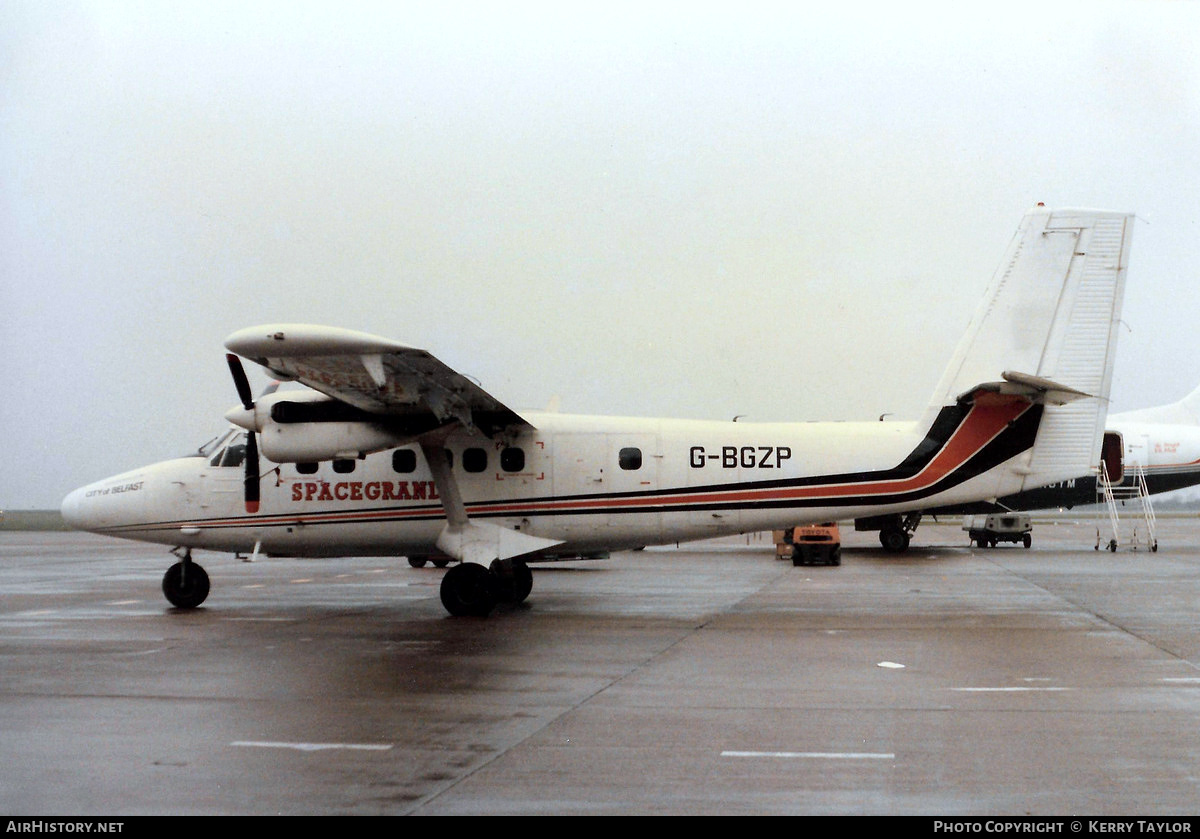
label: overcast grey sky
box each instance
[3,1,1200,509]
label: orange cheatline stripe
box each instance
[100,399,1032,532]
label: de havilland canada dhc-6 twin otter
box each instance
[62,206,1136,616]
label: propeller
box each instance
[226,353,261,514]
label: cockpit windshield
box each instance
[192,428,240,461]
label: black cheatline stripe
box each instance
[460,402,1045,518]
[95,505,448,534]
[486,402,1026,512]
[93,403,1036,535]
[1143,470,1200,495]
[91,407,975,534]
[535,405,975,504]
[108,403,1042,532]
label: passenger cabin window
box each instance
[296,462,319,474]
[332,459,356,474]
[500,447,525,472]
[463,447,487,473]
[619,447,642,470]
[393,449,417,473]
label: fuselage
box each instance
[927,419,1200,515]
[61,400,1046,560]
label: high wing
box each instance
[224,323,532,437]
[224,324,563,568]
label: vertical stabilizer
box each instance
[1109,381,1200,426]
[925,206,1134,490]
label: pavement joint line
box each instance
[231,740,394,752]
[721,751,895,760]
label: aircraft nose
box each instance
[60,474,146,532]
[60,486,89,530]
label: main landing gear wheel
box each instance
[503,560,533,604]
[162,560,210,609]
[440,563,497,617]
[484,559,534,605]
[880,527,910,553]
[408,556,451,568]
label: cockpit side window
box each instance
[209,433,249,467]
[220,442,247,468]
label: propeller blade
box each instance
[244,431,260,514]
[226,353,254,410]
[226,354,261,513]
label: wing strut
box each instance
[418,436,563,567]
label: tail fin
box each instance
[1109,382,1200,426]
[925,206,1134,490]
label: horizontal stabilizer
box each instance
[959,371,1093,406]
[436,521,565,567]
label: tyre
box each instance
[489,559,533,603]
[509,560,533,603]
[439,563,496,617]
[162,561,210,609]
[407,556,428,568]
[880,528,910,553]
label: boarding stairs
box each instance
[1095,461,1158,552]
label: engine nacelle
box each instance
[224,390,420,463]
[258,420,409,463]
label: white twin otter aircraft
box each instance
[63,206,1134,616]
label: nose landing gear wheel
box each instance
[880,527,910,553]
[163,560,210,609]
